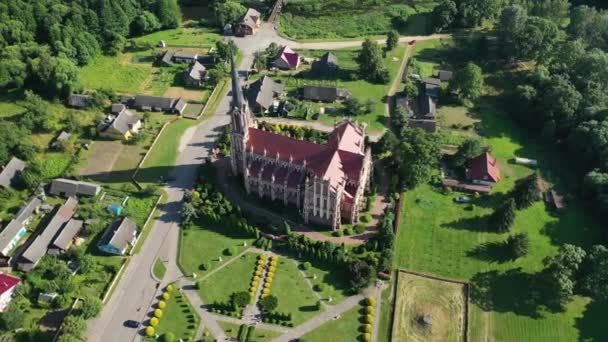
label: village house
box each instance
[172,50,199,64]
[247,76,285,113]
[98,108,142,140]
[17,197,78,272]
[233,8,261,36]
[0,157,26,189]
[49,178,101,197]
[97,217,137,256]
[51,131,72,150]
[183,61,208,87]
[438,70,453,82]
[160,50,175,66]
[66,94,91,109]
[48,218,83,255]
[123,95,187,114]
[0,196,41,257]
[311,52,339,77]
[0,274,20,312]
[229,57,372,230]
[272,46,300,70]
[302,85,351,102]
[466,152,501,185]
[423,77,441,98]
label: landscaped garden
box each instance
[278,0,436,40]
[218,321,281,342]
[300,305,361,341]
[144,284,200,341]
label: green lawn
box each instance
[153,258,167,280]
[271,258,319,325]
[0,89,25,118]
[296,260,351,304]
[179,219,253,276]
[80,54,151,93]
[393,37,606,341]
[133,27,221,48]
[197,252,258,306]
[218,321,282,342]
[278,2,435,40]
[136,118,196,184]
[259,45,406,132]
[148,288,200,341]
[300,306,361,341]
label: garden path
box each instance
[212,314,291,333]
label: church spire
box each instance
[231,53,245,111]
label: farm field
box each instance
[392,271,465,342]
[278,0,436,40]
[394,37,607,341]
[256,45,406,132]
[80,54,151,93]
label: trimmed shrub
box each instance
[301,262,311,270]
[224,247,236,256]
[344,228,353,236]
[332,230,342,237]
[314,283,325,292]
[366,297,376,306]
[150,317,159,326]
[245,325,256,341]
[158,301,166,309]
[166,284,174,292]
[250,286,257,292]
[365,314,374,323]
[262,288,270,295]
[362,333,371,342]
[237,324,247,341]
[264,282,271,288]
[269,266,276,272]
[354,224,366,234]
[163,332,175,342]
[366,306,374,314]
[254,275,260,281]
[162,292,170,300]
[362,324,372,333]
[154,309,163,318]
[145,326,155,336]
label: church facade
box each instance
[229,58,372,230]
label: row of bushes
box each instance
[359,297,376,342]
[145,284,174,338]
[260,255,279,300]
[237,324,257,342]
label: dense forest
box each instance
[0,0,180,99]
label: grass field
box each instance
[392,272,465,342]
[218,321,281,342]
[196,252,257,306]
[270,258,319,325]
[179,219,253,275]
[153,258,167,279]
[278,1,436,40]
[0,89,25,118]
[134,27,221,48]
[259,45,406,132]
[300,306,361,341]
[80,54,151,93]
[394,37,607,341]
[296,260,351,304]
[147,289,200,341]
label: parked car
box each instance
[124,320,140,328]
[453,196,471,203]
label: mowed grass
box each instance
[136,118,195,184]
[218,321,281,342]
[153,258,167,279]
[394,37,606,341]
[179,219,253,275]
[80,54,151,93]
[147,289,200,341]
[296,260,351,304]
[300,306,361,341]
[197,252,257,306]
[265,45,406,132]
[270,258,319,325]
[0,89,25,118]
[392,272,464,342]
[134,27,221,48]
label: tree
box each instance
[214,0,247,27]
[497,5,528,60]
[403,79,419,98]
[207,69,224,86]
[357,39,389,84]
[179,202,198,225]
[391,105,409,132]
[61,315,87,338]
[542,244,586,306]
[453,138,489,167]
[216,40,239,63]
[231,291,251,308]
[80,296,102,319]
[386,30,399,51]
[0,302,25,330]
[390,128,441,189]
[343,97,365,116]
[131,11,161,35]
[490,198,516,233]
[580,245,608,300]
[259,295,278,311]
[432,0,457,32]
[530,0,570,25]
[506,233,529,258]
[455,0,503,28]
[449,62,483,102]
[348,260,375,292]
[156,0,181,29]
[511,173,541,209]
[252,50,267,71]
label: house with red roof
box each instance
[272,46,300,70]
[229,56,372,230]
[0,273,20,311]
[466,152,501,185]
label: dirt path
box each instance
[292,34,452,50]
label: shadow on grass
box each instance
[576,299,608,342]
[470,268,563,319]
[466,241,514,263]
[298,305,318,312]
[440,214,493,232]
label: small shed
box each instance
[106,204,124,216]
[158,40,166,48]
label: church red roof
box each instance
[466,152,501,183]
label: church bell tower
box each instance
[229,54,251,174]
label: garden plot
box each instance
[392,271,466,342]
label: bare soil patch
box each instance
[163,86,207,101]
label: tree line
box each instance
[0,0,180,98]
